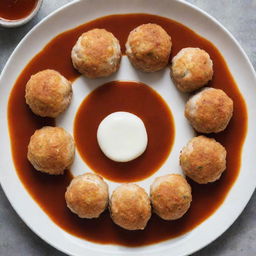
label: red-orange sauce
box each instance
[7,14,247,246]
[74,81,174,182]
[0,0,38,21]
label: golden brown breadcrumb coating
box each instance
[25,69,72,118]
[27,126,75,175]
[126,23,172,72]
[110,184,151,230]
[150,174,192,220]
[180,136,226,184]
[71,29,121,78]
[171,47,213,92]
[185,88,233,133]
[65,173,109,218]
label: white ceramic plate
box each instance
[0,0,256,255]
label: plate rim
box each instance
[0,0,256,255]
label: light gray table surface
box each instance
[0,1,255,255]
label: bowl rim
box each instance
[0,0,43,28]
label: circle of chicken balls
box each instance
[24,24,235,231]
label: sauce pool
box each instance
[0,0,38,21]
[7,14,247,246]
[74,81,175,182]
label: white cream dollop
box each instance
[97,112,148,162]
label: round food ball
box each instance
[110,184,151,230]
[65,173,109,219]
[27,126,75,175]
[180,136,227,184]
[71,29,121,78]
[25,69,72,118]
[171,47,213,92]
[150,174,192,220]
[126,23,172,72]
[185,88,233,133]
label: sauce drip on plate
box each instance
[0,0,38,21]
[8,14,247,246]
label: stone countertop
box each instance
[0,0,255,255]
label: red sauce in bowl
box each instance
[0,0,38,21]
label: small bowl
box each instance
[0,0,43,28]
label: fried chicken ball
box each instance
[25,69,72,118]
[65,173,109,218]
[71,29,121,78]
[27,126,75,175]
[171,47,213,92]
[180,136,227,184]
[110,184,151,230]
[126,23,172,72]
[185,88,233,133]
[150,174,192,220]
